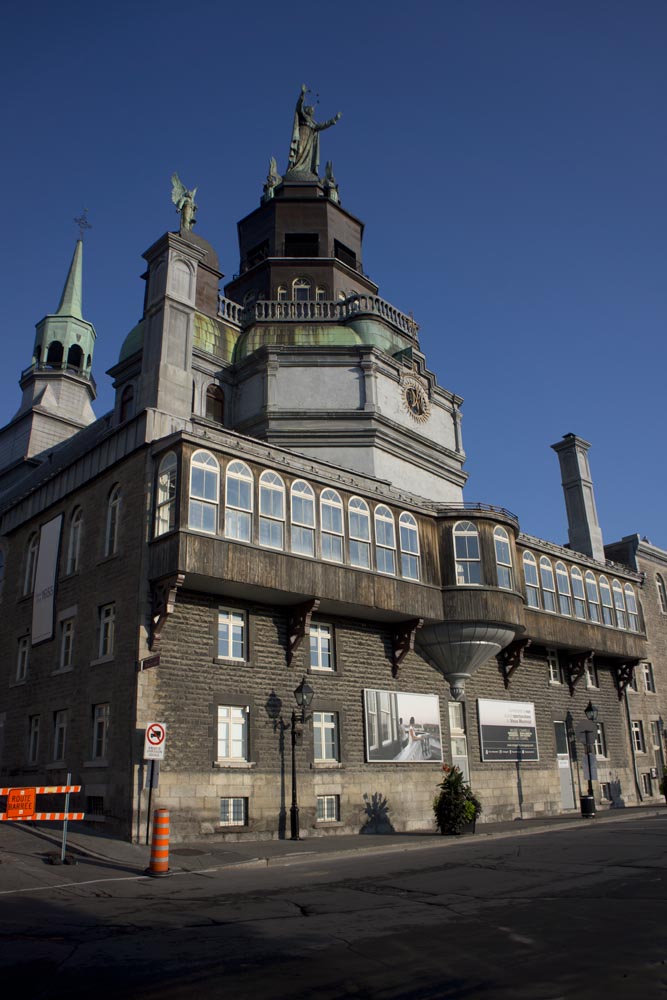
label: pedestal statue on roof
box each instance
[287,85,342,177]
[171,173,198,232]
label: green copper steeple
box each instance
[55,238,83,320]
[32,239,96,377]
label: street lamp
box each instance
[290,676,314,840]
[581,701,599,816]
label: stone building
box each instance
[0,95,662,841]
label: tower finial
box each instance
[73,208,92,241]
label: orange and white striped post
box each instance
[145,808,170,877]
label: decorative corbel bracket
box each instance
[498,638,532,690]
[150,573,185,652]
[613,659,640,701]
[391,619,424,677]
[286,599,320,666]
[565,650,594,696]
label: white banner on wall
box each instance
[363,689,443,763]
[478,698,539,762]
[31,514,63,645]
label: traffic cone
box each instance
[145,808,171,876]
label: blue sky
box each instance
[2,1,665,549]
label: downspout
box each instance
[624,689,643,803]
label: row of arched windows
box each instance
[522,551,640,631]
[156,450,422,580]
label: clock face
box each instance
[401,377,430,423]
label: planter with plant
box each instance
[659,767,667,804]
[433,764,482,835]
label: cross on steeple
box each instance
[73,209,92,241]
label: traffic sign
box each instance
[6,788,36,819]
[144,722,167,760]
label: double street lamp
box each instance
[290,676,314,841]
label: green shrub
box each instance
[433,764,482,835]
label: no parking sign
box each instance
[144,722,167,760]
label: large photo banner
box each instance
[364,689,443,762]
[31,514,63,645]
[478,698,539,762]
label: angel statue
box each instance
[262,156,282,202]
[171,173,198,232]
[287,85,342,177]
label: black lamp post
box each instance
[582,700,599,814]
[290,676,314,841]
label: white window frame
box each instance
[92,703,110,760]
[374,505,396,576]
[612,579,627,629]
[555,561,572,615]
[225,461,253,542]
[400,512,421,581]
[585,571,601,623]
[155,452,178,537]
[624,584,639,632]
[571,567,587,619]
[67,509,83,575]
[310,623,334,671]
[259,470,285,550]
[53,710,68,762]
[523,551,540,608]
[16,636,29,682]
[290,480,316,557]
[313,711,339,762]
[594,722,607,758]
[320,489,344,563]
[292,277,311,301]
[539,557,557,612]
[59,618,75,670]
[189,449,219,534]
[217,705,248,762]
[657,574,667,615]
[24,534,39,595]
[217,609,246,661]
[28,715,40,764]
[642,662,656,694]
[454,521,481,585]
[547,648,562,685]
[599,575,615,626]
[220,796,248,825]
[585,660,599,689]
[105,486,121,556]
[348,496,371,569]
[631,720,646,753]
[493,526,512,589]
[99,604,115,659]
[316,794,340,822]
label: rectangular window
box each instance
[313,711,339,762]
[600,781,612,802]
[217,609,246,660]
[449,701,469,781]
[641,772,653,796]
[585,662,599,689]
[310,624,334,671]
[16,636,29,682]
[92,703,110,760]
[643,662,656,693]
[651,721,662,753]
[99,604,115,658]
[59,618,75,669]
[594,722,607,758]
[316,794,340,822]
[28,715,40,764]
[631,720,646,753]
[547,649,561,685]
[217,705,248,761]
[220,796,248,826]
[53,710,68,762]
[86,796,105,816]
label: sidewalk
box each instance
[5,804,666,876]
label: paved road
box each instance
[1,817,666,998]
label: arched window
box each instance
[539,557,556,612]
[555,562,572,615]
[120,384,135,422]
[374,505,396,575]
[624,583,639,631]
[105,486,121,556]
[155,452,178,536]
[570,567,587,619]
[66,344,83,371]
[585,571,601,623]
[24,533,39,595]
[399,512,420,581]
[291,480,315,556]
[277,285,288,302]
[205,384,224,423]
[612,579,627,628]
[657,574,667,615]
[292,278,311,301]
[315,286,327,302]
[243,290,256,306]
[189,450,219,534]
[522,552,540,608]
[259,471,285,550]
[454,521,481,585]
[494,527,512,589]
[67,508,83,575]
[46,341,63,367]
[348,497,371,568]
[599,576,614,626]
[225,461,253,542]
[321,489,344,563]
